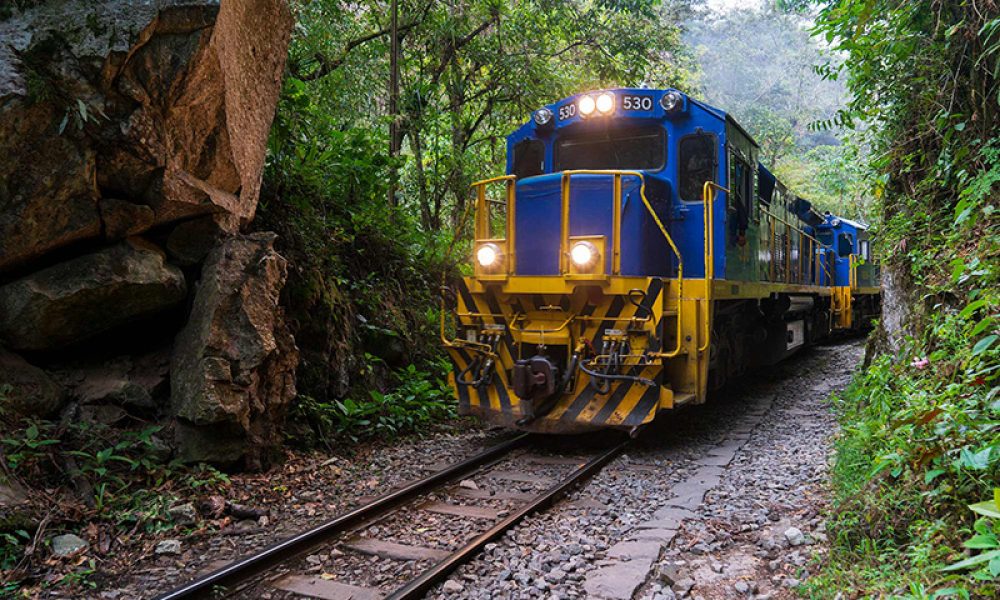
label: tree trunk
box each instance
[446,61,470,231]
[409,125,434,231]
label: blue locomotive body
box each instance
[443,88,881,433]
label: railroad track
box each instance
[155,434,629,600]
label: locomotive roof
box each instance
[508,87,761,149]
[827,216,870,231]
[509,88,867,228]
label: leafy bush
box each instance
[259,81,453,407]
[801,1,1000,596]
[944,493,1000,582]
[809,302,999,596]
[0,409,230,590]
[291,361,456,447]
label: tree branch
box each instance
[294,1,434,81]
[430,13,500,84]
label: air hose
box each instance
[455,355,494,387]
[580,356,656,390]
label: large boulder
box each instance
[171,233,298,469]
[0,0,292,273]
[0,240,187,351]
[0,349,65,416]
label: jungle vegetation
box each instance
[780,0,1000,596]
[261,0,702,442]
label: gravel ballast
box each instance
[427,340,861,600]
[96,340,860,599]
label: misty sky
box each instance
[706,0,766,11]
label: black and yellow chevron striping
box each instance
[446,276,668,433]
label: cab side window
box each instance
[859,239,870,260]
[838,233,854,257]
[729,154,753,234]
[512,139,545,179]
[678,133,716,202]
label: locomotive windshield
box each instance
[512,139,545,180]
[554,127,665,172]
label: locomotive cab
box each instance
[497,89,725,280]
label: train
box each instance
[441,88,881,434]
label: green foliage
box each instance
[5,418,229,516]
[943,511,1000,581]
[282,0,693,232]
[291,361,456,446]
[263,0,695,432]
[807,313,999,596]
[772,143,871,218]
[0,408,231,591]
[805,2,1000,594]
[807,278,1000,596]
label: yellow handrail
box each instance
[472,174,519,187]
[758,206,836,287]
[699,182,729,354]
[559,170,685,358]
[508,313,576,336]
[816,247,835,287]
[439,175,517,356]
[470,175,517,274]
[760,207,829,250]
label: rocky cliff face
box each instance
[0,0,296,469]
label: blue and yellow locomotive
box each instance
[442,88,880,434]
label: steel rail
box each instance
[385,438,629,600]
[153,433,530,600]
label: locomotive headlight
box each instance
[476,243,502,268]
[660,90,682,112]
[578,95,596,117]
[596,92,615,114]
[533,107,553,126]
[570,241,599,268]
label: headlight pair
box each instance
[477,241,599,270]
[579,92,615,118]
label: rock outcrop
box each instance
[0,0,292,272]
[0,240,186,351]
[51,350,171,413]
[0,350,64,416]
[0,1,296,470]
[172,233,298,468]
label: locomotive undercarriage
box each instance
[444,272,860,433]
[706,295,837,391]
[445,276,682,433]
[445,272,875,433]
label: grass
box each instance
[805,305,999,597]
[0,394,232,593]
